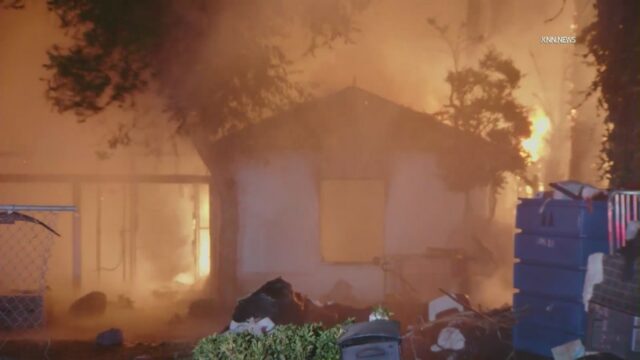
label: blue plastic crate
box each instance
[516,199,608,238]
[514,319,583,357]
[514,292,587,335]
[514,262,585,301]
[514,233,609,269]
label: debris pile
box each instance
[96,328,124,347]
[403,291,516,360]
[226,279,519,359]
[68,291,107,318]
[229,277,370,331]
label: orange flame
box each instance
[522,106,551,162]
[198,229,210,278]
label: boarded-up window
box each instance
[320,179,385,263]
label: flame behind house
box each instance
[522,106,551,163]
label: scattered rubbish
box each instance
[551,339,586,360]
[428,293,469,321]
[430,326,465,352]
[229,317,275,336]
[583,253,605,312]
[96,328,124,347]
[577,217,640,359]
[546,181,607,201]
[338,320,402,360]
[404,289,516,360]
[231,278,304,325]
[68,291,107,317]
[589,253,640,316]
[229,277,370,329]
[619,221,640,280]
[586,302,640,359]
[369,305,393,321]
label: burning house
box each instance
[196,86,507,305]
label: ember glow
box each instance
[173,271,195,285]
[198,228,211,278]
[522,106,551,162]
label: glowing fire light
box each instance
[198,229,210,278]
[172,197,211,285]
[174,272,195,285]
[522,106,551,162]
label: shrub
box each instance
[193,323,346,360]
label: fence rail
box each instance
[608,191,640,253]
[0,205,72,329]
[0,205,76,212]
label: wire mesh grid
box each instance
[0,210,57,330]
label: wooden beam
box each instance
[0,173,210,184]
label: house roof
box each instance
[201,87,512,169]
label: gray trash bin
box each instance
[338,320,401,360]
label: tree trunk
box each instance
[190,129,240,306]
[209,154,239,307]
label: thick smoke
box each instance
[0,0,600,336]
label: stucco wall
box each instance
[234,151,487,302]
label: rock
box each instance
[68,291,107,317]
[96,328,123,347]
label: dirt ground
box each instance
[0,305,225,360]
[0,339,195,360]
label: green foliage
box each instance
[370,305,393,319]
[435,48,530,193]
[426,19,530,194]
[193,323,344,360]
[38,0,369,149]
[579,0,640,189]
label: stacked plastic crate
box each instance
[512,198,609,357]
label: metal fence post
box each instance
[72,183,82,291]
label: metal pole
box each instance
[129,184,138,283]
[194,184,201,280]
[96,186,102,283]
[0,205,76,212]
[622,194,629,247]
[72,183,82,291]
[615,194,622,250]
[121,184,127,282]
[608,195,614,254]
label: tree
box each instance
[427,20,531,217]
[580,0,640,189]
[3,0,369,148]
[1,0,369,303]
